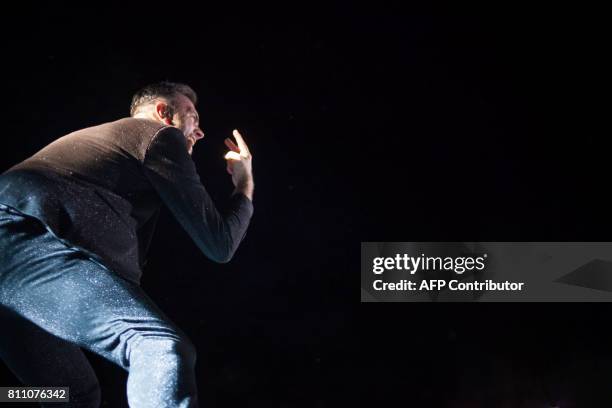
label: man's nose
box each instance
[193,128,204,140]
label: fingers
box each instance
[224,138,240,153]
[232,129,250,156]
[224,151,242,161]
[224,129,251,165]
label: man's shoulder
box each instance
[83,117,169,136]
[62,118,174,161]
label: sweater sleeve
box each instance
[142,126,253,263]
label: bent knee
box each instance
[130,334,197,365]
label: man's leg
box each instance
[0,306,101,408]
[0,210,198,407]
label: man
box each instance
[0,82,254,407]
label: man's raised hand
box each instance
[224,129,254,200]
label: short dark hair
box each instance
[130,81,197,117]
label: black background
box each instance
[1,3,611,407]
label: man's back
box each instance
[0,118,173,283]
[20,118,166,193]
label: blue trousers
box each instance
[0,206,199,407]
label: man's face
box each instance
[170,94,204,155]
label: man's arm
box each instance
[142,127,254,263]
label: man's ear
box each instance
[155,102,174,125]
